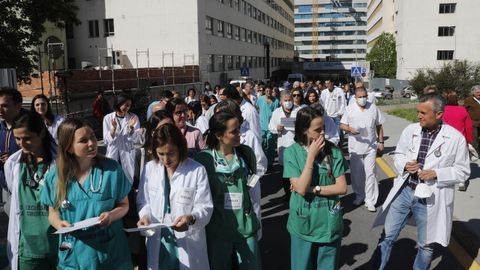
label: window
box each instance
[246,30,251,43]
[227,55,233,70]
[226,23,232,38]
[216,55,224,71]
[205,17,213,32]
[241,28,246,41]
[235,56,240,69]
[438,26,455,36]
[439,3,456,13]
[103,19,114,36]
[234,26,240,40]
[437,50,454,60]
[234,0,239,11]
[208,55,214,72]
[217,20,224,36]
[65,22,74,39]
[88,20,99,38]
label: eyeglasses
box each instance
[174,110,188,116]
[292,94,301,97]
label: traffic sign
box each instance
[240,67,250,77]
[351,66,361,78]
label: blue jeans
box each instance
[372,185,434,270]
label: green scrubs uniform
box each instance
[257,95,280,168]
[158,171,179,270]
[195,145,261,270]
[283,143,348,270]
[18,162,58,270]
[40,158,133,270]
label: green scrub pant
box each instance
[207,236,261,270]
[18,256,56,270]
[290,234,341,270]
[261,130,277,168]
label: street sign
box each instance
[240,67,249,77]
[351,66,361,78]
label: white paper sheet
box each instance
[54,217,101,234]
[280,117,296,131]
[124,222,174,233]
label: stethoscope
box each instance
[61,165,104,209]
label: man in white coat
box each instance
[340,86,385,212]
[371,94,470,270]
[320,79,345,139]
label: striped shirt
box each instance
[409,123,442,184]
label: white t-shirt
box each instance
[341,101,385,155]
[320,87,345,118]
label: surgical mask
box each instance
[205,85,210,90]
[214,150,241,174]
[357,97,367,107]
[283,101,293,110]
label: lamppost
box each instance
[263,41,270,79]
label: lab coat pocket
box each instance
[440,154,455,167]
[292,203,311,235]
[175,187,195,208]
[58,237,75,267]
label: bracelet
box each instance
[377,141,384,144]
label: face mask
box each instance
[205,85,210,90]
[357,97,367,107]
[283,101,293,110]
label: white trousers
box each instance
[350,149,379,206]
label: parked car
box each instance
[401,86,414,98]
[372,88,393,100]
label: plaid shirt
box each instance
[409,123,443,184]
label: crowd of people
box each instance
[0,80,477,269]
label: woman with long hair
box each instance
[137,123,213,269]
[195,112,261,270]
[31,94,64,143]
[6,111,58,270]
[40,119,132,269]
[283,106,348,270]
[305,89,319,106]
[103,92,143,183]
[187,101,209,135]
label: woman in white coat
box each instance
[6,111,58,270]
[137,123,213,270]
[31,94,64,143]
[103,93,143,183]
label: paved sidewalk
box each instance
[378,109,480,267]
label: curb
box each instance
[376,155,480,268]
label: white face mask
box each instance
[205,85,210,90]
[283,101,293,110]
[357,97,367,107]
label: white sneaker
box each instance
[365,204,376,212]
[458,183,466,192]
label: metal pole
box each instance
[162,51,165,86]
[98,47,103,91]
[47,46,52,100]
[172,51,175,86]
[37,46,44,95]
[147,48,150,83]
[136,48,140,90]
[111,44,115,94]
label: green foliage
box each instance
[387,108,418,123]
[367,33,397,79]
[409,60,480,98]
[0,0,79,83]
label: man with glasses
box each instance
[340,86,385,212]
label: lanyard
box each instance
[25,154,50,189]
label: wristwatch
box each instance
[188,215,196,226]
[314,185,322,195]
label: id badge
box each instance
[247,175,260,188]
[224,192,243,210]
[176,188,195,206]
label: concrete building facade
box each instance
[65,0,294,85]
[294,0,368,64]
[366,0,394,51]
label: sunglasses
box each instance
[292,94,301,97]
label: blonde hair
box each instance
[54,118,99,208]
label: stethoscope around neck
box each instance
[61,165,104,209]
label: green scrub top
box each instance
[195,145,259,243]
[257,95,280,131]
[283,143,348,243]
[18,162,58,259]
[158,170,179,270]
[40,158,132,270]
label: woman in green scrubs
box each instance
[6,111,58,270]
[195,112,261,270]
[40,119,133,269]
[283,106,348,270]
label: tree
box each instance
[0,0,78,83]
[366,32,397,79]
[409,60,480,98]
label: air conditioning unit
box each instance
[112,50,124,66]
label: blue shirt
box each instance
[0,120,20,189]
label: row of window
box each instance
[298,49,367,55]
[66,19,114,39]
[439,3,456,14]
[438,26,455,37]
[295,21,367,28]
[295,30,367,37]
[437,50,454,60]
[205,17,294,51]
[296,2,367,13]
[207,55,283,72]
[295,12,366,20]
[216,0,294,24]
[295,39,366,46]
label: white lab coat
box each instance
[240,123,267,239]
[6,150,55,270]
[194,115,209,135]
[240,99,262,144]
[372,123,471,246]
[137,158,213,270]
[103,112,142,183]
[268,106,296,165]
[320,87,345,118]
[46,114,64,143]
